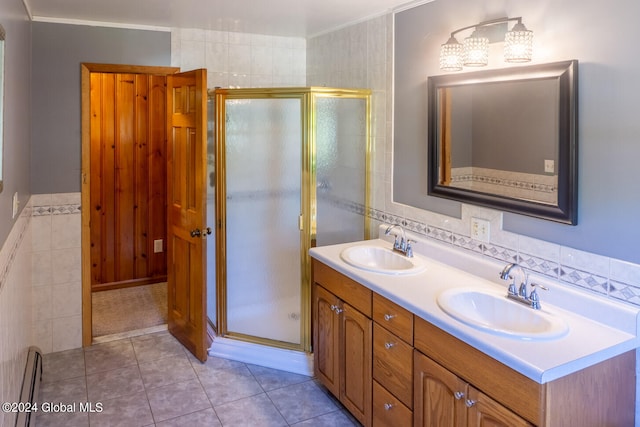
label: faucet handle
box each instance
[529,283,548,309]
[405,239,416,258]
[507,281,518,296]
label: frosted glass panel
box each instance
[225,98,302,345]
[316,97,367,246]
[206,97,217,328]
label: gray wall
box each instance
[471,80,557,174]
[31,23,171,194]
[394,0,640,264]
[0,0,32,247]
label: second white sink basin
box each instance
[437,287,569,341]
[340,245,426,275]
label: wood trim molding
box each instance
[80,63,179,347]
[81,63,179,75]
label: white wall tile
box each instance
[172,29,306,89]
[32,250,52,286]
[52,282,82,318]
[52,315,82,352]
[0,204,33,416]
[51,213,81,249]
[51,247,82,285]
[31,215,52,252]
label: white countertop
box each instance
[309,231,640,384]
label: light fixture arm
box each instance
[449,17,523,39]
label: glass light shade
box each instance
[440,36,463,71]
[504,22,533,62]
[463,35,489,66]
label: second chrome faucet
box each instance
[499,263,548,309]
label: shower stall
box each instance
[206,87,371,374]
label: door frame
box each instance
[80,63,179,346]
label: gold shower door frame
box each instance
[213,87,372,352]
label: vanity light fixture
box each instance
[439,17,533,71]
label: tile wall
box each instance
[171,28,306,88]
[31,193,82,354]
[0,199,32,427]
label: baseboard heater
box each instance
[15,346,42,427]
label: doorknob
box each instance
[190,227,212,238]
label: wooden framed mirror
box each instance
[427,60,578,224]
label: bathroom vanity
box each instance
[310,232,639,427]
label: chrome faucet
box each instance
[499,263,548,309]
[385,224,414,258]
[499,263,527,298]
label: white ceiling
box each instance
[24,0,423,37]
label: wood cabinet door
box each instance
[414,351,467,427]
[466,387,534,427]
[313,284,341,397]
[341,302,373,427]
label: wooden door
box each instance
[313,284,341,397]
[414,351,467,427]
[166,69,210,362]
[466,387,534,427]
[89,72,168,291]
[341,302,372,426]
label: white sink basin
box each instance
[437,287,569,341]
[340,245,426,275]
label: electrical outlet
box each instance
[544,159,555,173]
[471,217,490,242]
[153,239,163,253]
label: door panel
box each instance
[313,285,340,397]
[414,351,467,427]
[341,302,372,426]
[166,69,209,362]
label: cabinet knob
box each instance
[384,403,394,411]
[465,399,476,408]
[334,307,343,314]
[384,342,396,350]
[383,313,396,321]
[454,391,464,400]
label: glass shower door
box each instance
[223,97,303,347]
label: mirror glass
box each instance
[0,25,5,193]
[428,60,578,224]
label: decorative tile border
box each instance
[0,206,31,293]
[363,207,640,307]
[32,203,81,216]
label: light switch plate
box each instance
[11,192,18,219]
[544,159,555,173]
[153,239,163,253]
[471,217,490,242]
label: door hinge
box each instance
[298,214,304,231]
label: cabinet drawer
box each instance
[373,380,412,427]
[373,323,413,408]
[313,260,371,316]
[373,293,413,343]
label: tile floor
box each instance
[35,331,359,426]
